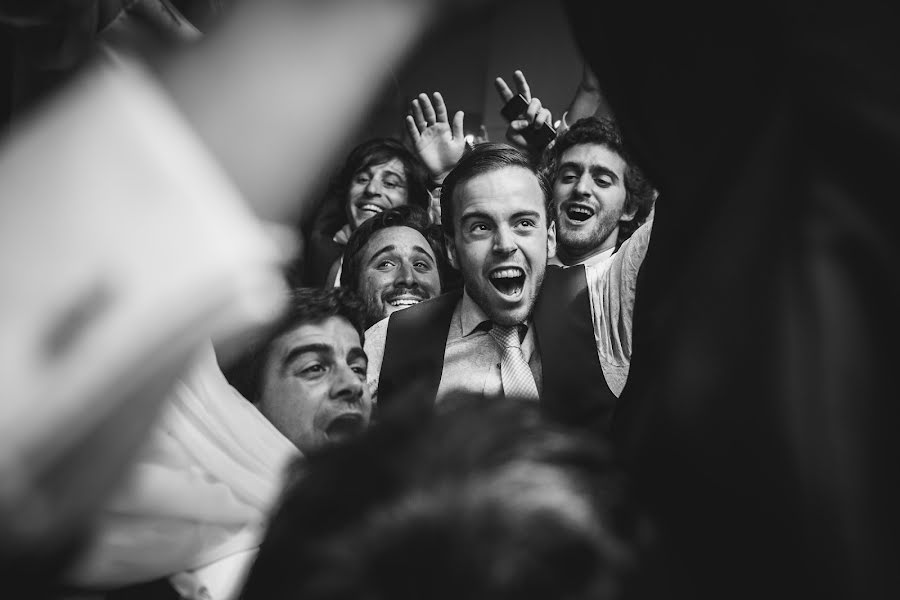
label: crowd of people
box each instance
[2,0,898,599]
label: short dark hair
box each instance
[339,205,447,291]
[332,138,431,217]
[241,396,640,600]
[440,143,554,237]
[225,287,366,404]
[544,116,655,242]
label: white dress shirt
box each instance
[548,245,615,269]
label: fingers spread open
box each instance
[405,114,421,142]
[419,93,437,123]
[410,98,427,131]
[432,92,448,123]
[452,110,465,139]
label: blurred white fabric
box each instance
[170,548,259,600]
[0,55,292,580]
[67,342,297,594]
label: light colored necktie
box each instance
[489,324,540,401]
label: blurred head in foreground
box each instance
[241,396,640,600]
[229,287,372,454]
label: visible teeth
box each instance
[490,268,524,279]
[388,298,422,306]
[361,204,383,213]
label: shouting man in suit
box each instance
[364,143,652,430]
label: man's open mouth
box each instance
[488,267,525,297]
[385,293,427,308]
[325,413,366,442]
[565,204,595,222]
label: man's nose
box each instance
[394,261,418,287]
[574,172,593,196]
[330,364,364,403]
[365,177,382,196]
[492,226,517,255]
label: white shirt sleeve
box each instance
[585,217,654,396]
[363,316,391,403]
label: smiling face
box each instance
[257,316,372,454]
[347,157,410,230]
[446,166,556,327]
[553,144,634,264]
[357,226,442,327]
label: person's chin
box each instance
[559,224,596,247]
[296,431,330,455]
[382,304,404,319]
[483,292,533,326]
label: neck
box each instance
[556,237,616,266]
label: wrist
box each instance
[428,172,448,189]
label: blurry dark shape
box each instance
[564,1,900,599]
[463,111,487,144]
[168,0,229,33]
[241,395,643,600]
[0,0,205,130]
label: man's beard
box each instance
[362,301,387,329]
[362,286,429,328]
[556,209,619,256]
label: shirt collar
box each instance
[549,245,615,268]
[459,289,491,337]
[458,289,535,338]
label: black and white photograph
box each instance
[1,1,898,598]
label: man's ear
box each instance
[445,233,459,269]
[547,220,557,259]
[620,198,638,223]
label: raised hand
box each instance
[494,69,554,152]
[405,92,466,184]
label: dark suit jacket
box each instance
[378,265,618,435]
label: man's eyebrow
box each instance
[355,167,406,180]
[367,245,397,265]
[589,165,619,182]
[460,210,494,223]
[558,161,584,174]
[280,343,332,376]
[511,209,542,221]
[410,246,436,261]
[347,347,368,364]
